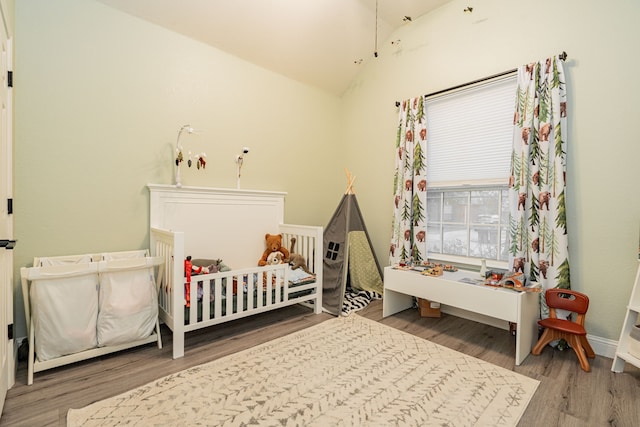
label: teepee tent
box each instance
[323,171,384,315]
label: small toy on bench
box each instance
[421,266,443,276]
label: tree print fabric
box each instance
[508,55,570,300]
[390,96,428,266]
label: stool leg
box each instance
[580,335,595,359]
[532,328,560,355]
[568,335,591,372]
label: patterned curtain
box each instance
[390,96,428,266]
[508,55,570,304]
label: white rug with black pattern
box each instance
[341,289,382,316]
[68,315,538,427]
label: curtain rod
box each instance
[395,51,568,107]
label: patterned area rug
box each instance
[341,290,382,316]
[67,315,538,426]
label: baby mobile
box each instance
[174,124,206,187]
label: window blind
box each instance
[426,75,516,187]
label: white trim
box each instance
[588,334,618,359]
[147,183,286,199]
[444,305,617,359]
[429,181,509,190]
[427,254,509,271]
[10,331,620,362]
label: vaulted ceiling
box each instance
[97,0,452,95]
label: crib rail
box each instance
[150,228,183,332]
[183,264,287,331]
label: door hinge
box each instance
[0,240,16,249]
[7,198,12,214]
[7,70,12,88]
[7,324,12,340]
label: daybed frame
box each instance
[148,184,323,359]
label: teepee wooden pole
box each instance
[344,168,356,195]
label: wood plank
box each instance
[1,301,640,426]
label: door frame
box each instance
[0,0,14,415]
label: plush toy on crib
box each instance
[258,233,289,266]
[266,251,285,265]
[185,255,210,278]
[190,258,231,273]
[184,255,209,308]
[288,237,313,275]
[267,251,288,265]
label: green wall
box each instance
[342,0,640,344]
[13,0,343,338]
[12,0,640,349]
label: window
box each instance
[425,75,516,264]
[325,241,340,261]
[427,188,510,261]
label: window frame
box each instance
[426,186,510,269]
[423,74,516,269]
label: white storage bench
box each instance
[20,250,164,385]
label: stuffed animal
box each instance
[191,258,231,273]
[258,233,289,266]
[266,251,285,265]
[288,237,313,275]
[185,256,209,280]
[184,256,209,308]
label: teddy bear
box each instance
[258,233,289,266]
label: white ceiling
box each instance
[97,0,452,95]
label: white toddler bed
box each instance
[148,184,323,359]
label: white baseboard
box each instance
[15,314,620,371]
[587,334,617,359]
[441,306,617,359]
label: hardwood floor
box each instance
[2,300,639,426]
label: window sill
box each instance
[425,254,509,272]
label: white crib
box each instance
[148,184,323,359]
